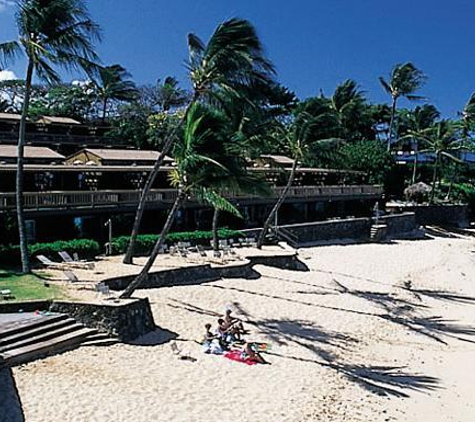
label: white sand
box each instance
[10,234,475,422]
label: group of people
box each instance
[202,309,268,364]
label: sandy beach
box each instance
[4,233,475,422]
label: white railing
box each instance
[0,185,383,211]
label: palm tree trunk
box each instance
[387,97,397,151]
[123,98,197,264]
[16,60,34,274]
[430,153,440,204]
[101,98,107,123]
[120,189,186,298]
[411,141,418,185]
[257,160,298,249]
[212,208,220,251]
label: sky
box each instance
[0,0,474,117]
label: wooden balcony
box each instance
[0,185,383,214]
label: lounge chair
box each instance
[58,251,95,270]
[0,289,13,300]
[196,245,208,258]
[37,255,93,270]
[95,282,110,297]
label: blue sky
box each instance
[0,0,474,117]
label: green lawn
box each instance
[0,270,66,302]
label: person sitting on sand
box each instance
[241,342,269,364]
[202,323,223,354]
[216,318,238,347]
[224,309,246,335]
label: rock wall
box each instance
[373,213,419,238]
[387,204,470,228]
[49,298,155,341]
[284,218,372,243]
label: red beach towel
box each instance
[224,350,258,365]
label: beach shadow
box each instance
[126,326,178,346]
[0,367,25,422]
[401,281,475,305]
[331,363,440,398]
[166,299,222,318]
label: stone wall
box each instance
[49,298,155,341]
[373,213,419,238]
[284,218,372,243]
[387,204,470,228]
[106,253,307,292]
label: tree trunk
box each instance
[257,160,298,249]
[101,98,107,123]
[120,189,185,298]
[16,60,35,274]
[387,97,397,151]
[123,98,196,264]
[430,153,439,204]
[411,141,418,185]
[212,208,220,252]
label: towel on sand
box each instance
[224,350,258,365]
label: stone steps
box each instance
[0,313,97,367]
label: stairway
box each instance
[370,224,388,242]
[0,313,98,367]
[273,226,300,248]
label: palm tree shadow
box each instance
[331,364,440,398]
[0,367,25,422]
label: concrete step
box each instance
[2,327,97,367]
[0,321,84,354]
[0,314,69,340]
[80,333,119,347]
[0,318,77,349]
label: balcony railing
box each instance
[0,185,383,212]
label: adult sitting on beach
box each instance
[241,342,269,365]
[224,309,246,337]
[202,323,223,354]
[216,318,240,347]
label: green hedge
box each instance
[0,239,101,265]
[111,228,244,256]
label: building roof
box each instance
[36,116,82,125]
[0,145,65,160]
[259,155,295,165]
[0,113,23,121]
[78,148,174,163]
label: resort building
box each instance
[0,113,383,243]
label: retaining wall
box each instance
[49,298,155,341]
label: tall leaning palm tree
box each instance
[256,113,318,249]
[120,104,242,298]
[379,62,426,151]
[122,18,275,264]
[0,0,101,273]
[93,64,138,122]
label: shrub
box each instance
[0,239,100,265]
[404,182,432,204]
[111,228,244,256]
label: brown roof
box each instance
[0,113,23,121]
[81,148,174,163]
[36,116,81,125]
[260,155,295,165]
[0,145,65,160]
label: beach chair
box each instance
[63,270,80,283]
[73,252,80,262]
[0,289,13,300]
[37,255,66,269]
[170,341,196,361]
[196,245,208,258]
[58,251,95,270]
[95,282,110,297]
[58,251,74,263]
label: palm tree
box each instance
[398,104,440,184]
[122,18,275,264]
[0,0,100,273]
[257,113,327,249]
[379,63,426,151]
[120,104,242,298]
[153,76,189,112]
[93,64,138,122]
[410,120,464,203]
